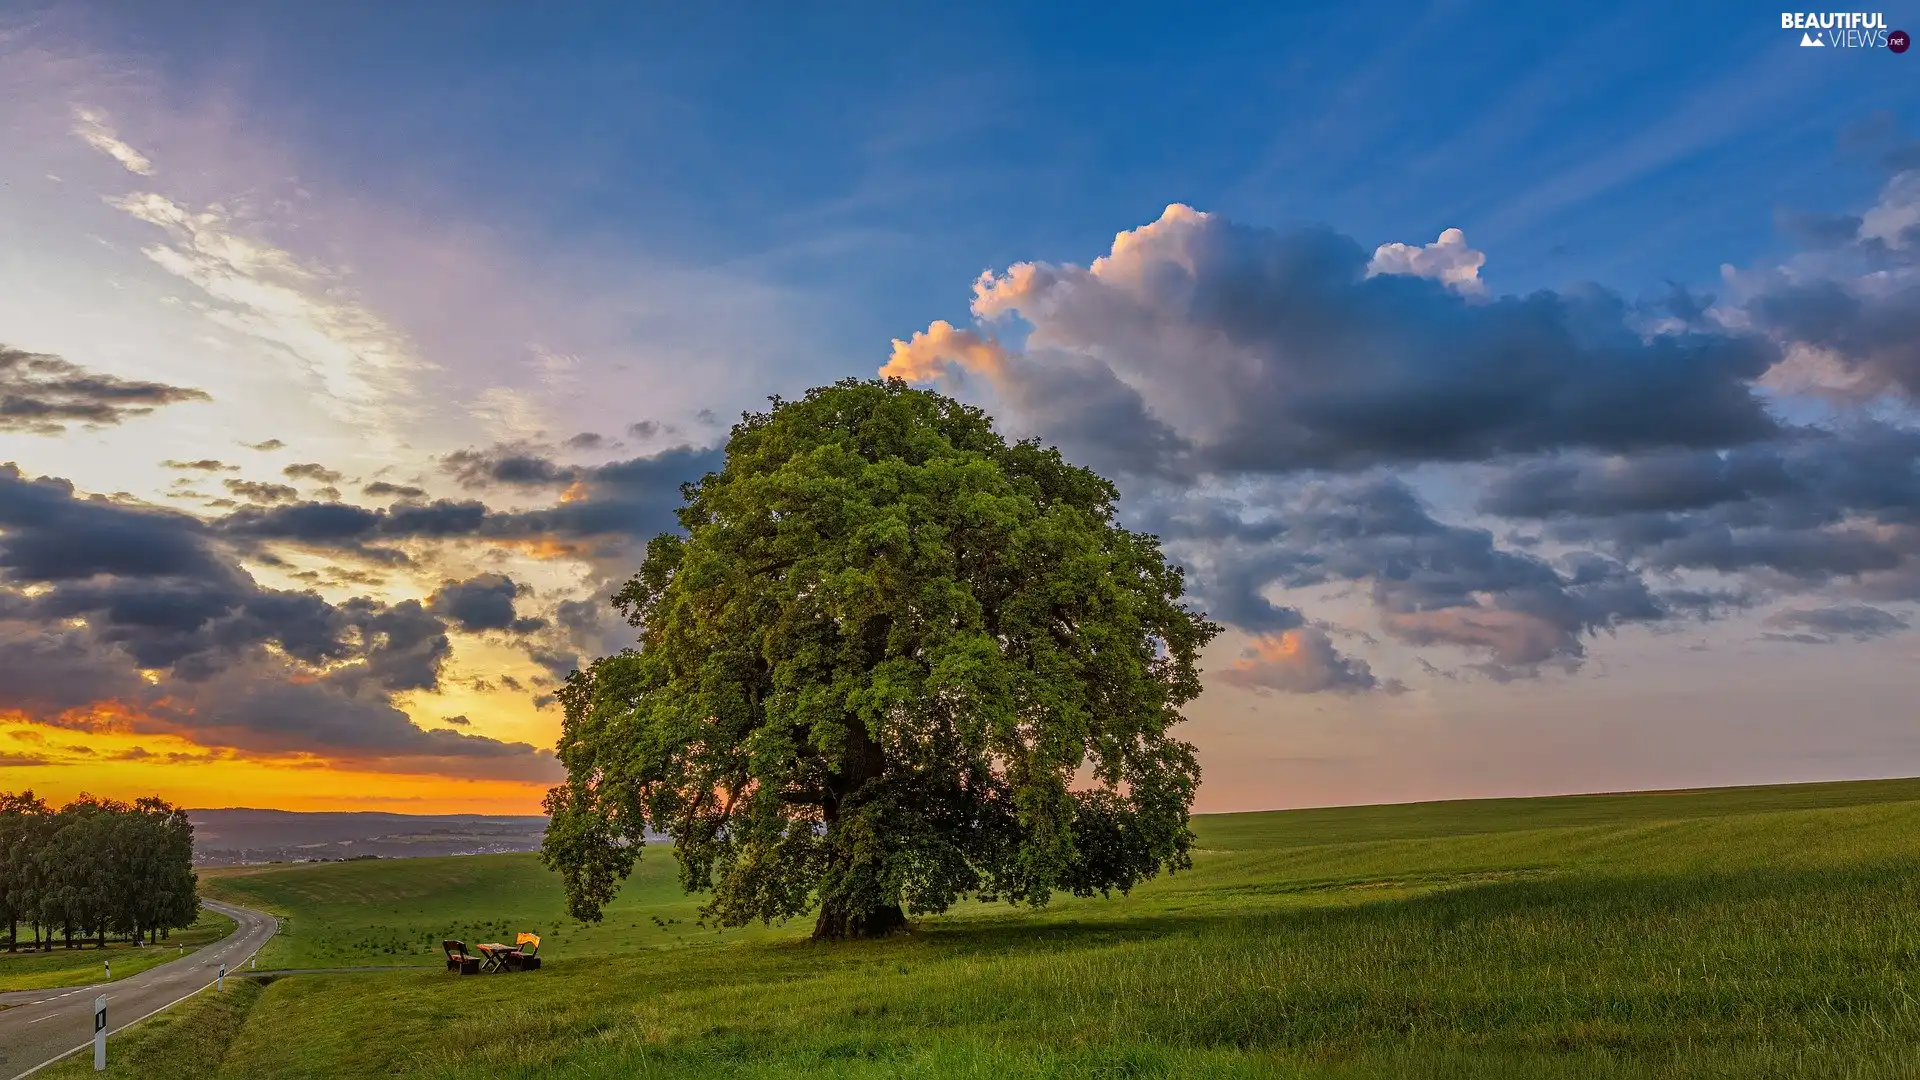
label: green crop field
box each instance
[197,844,798,969]
[66,777,1920,1079]
[0,907,235,992]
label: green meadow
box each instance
[0,907,234,992]
[59,777,1920,1079]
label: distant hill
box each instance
[188,808,549,866]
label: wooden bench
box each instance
[442,939,480,975]
[507,932,541,972]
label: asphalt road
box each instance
[0,899,276,1079]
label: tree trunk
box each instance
[810,712,906,941]
[812,896,906,940]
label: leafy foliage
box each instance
[0,791,198,950]
[543,379,1219,938]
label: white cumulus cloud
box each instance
[1367,227,1487,295]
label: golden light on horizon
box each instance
[0,719,552,814]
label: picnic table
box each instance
[443,934,541,975]
[475,943,515,973]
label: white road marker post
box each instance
[103,958,109,979]
[93,994,106,1071]
[218,961,225,991]
[250,955,256,970]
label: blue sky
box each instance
[0,1,1917,812]
[47,1,1915,351]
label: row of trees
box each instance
[0,792,199,951]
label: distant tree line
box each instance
[0,792,199,951]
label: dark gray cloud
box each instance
[1762,604,1908,643]
[0,464,554,778]
[224,447,717,565]
[564,432,605,450]
[361,481,425,499]
[528,647,581,682]
[442,445,576,488]
[1752,277,1920,400]
[1744,166,1920,400]
[0,345,209,434]
[283,463,344,484]
[163,459,237,472]
[223,478,299,505]
[427,573,546,634]
[0,465,230,582]
[1483,426,1920,598]
[1480,446,1799,520]
[243,439,285,452]
[1150,477,1675,677]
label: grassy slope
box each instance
[41,979,263,1080]
[0,907,236,992]
[153,779,1920,1077]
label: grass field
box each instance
[0,907,235,992]
[81,777,1920,1078]
[198,845,795,970]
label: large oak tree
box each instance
[542,379,1219,939]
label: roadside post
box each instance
[103,959,109,979]
[218,962,226,991]
[93,994,106,1071]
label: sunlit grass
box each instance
[102,778,1920,1077]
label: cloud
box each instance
[442,445,576,488]
[283,463,344,484]
[1219,627,1392,694]
[440,714,471,727]
[361,481,424,499]
[0,464,556,779]
[427,573,546,634]
[105,190,430,428]
[1484,425,1920,600]
[1762,604,1908,643]
[1367,227,1487,295]
[1746,169,1920,401]
[1,344,209,434]
[71,106,153,175]
[243,439,286,452]
[223,478,298,505]
[163,459,238,472]
[564,432,605,450]
[887,204,1779,478]
[883,319,1011,383]
[1147,476,1674,676]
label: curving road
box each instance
[0,899,276,1080]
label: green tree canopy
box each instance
[542,379,1219,939]
[0,791,197,950]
